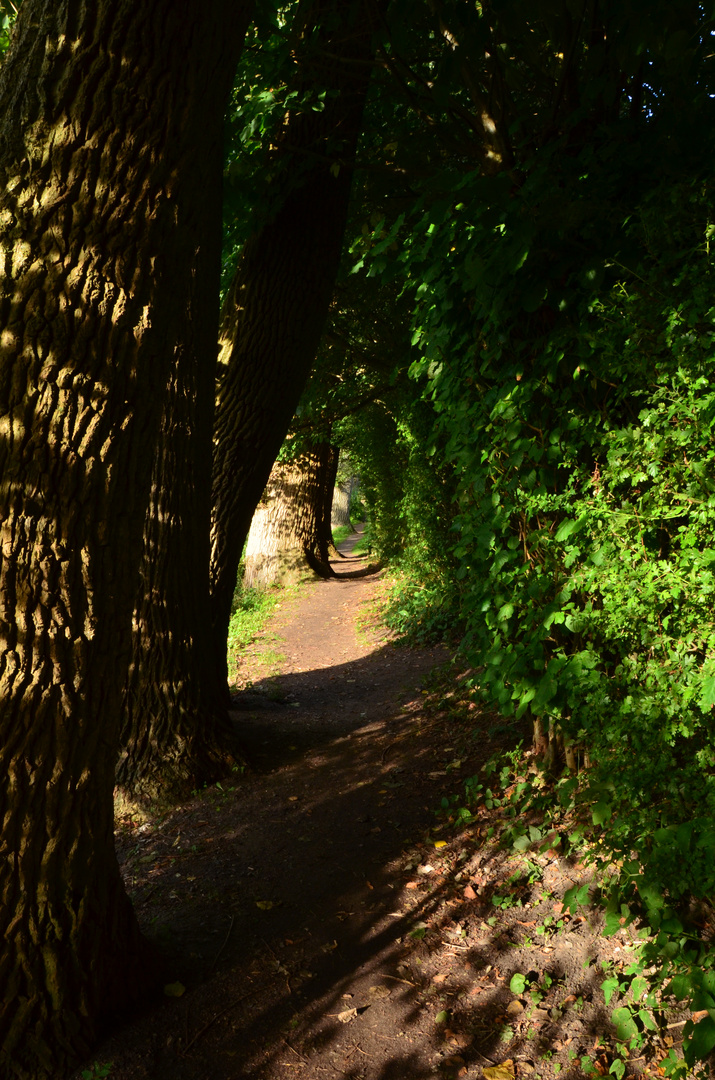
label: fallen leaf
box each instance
[435,1010,449,1024]
[337,1008,358,1024]
[288,796,299,802]
[417,864,435,875]
[368,985,391,1000]
[163,982,185,998]
[433,973,448,984]
[405,881,419,890]
[483,1061,516,1080]
[463,884,477,900]
[434,840,447,849]
[255,900,274,910]
[507,1000,525,1017]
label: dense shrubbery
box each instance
[411,181,715,905]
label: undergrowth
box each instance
[227,581,282,653]
[381,567,463,645]
[440,730,715,1078]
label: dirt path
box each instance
[77,534,683,1080]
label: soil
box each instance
[76,529,688,1080]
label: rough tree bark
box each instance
[209,0,380,686]
[117,115,244,805]
[0,1,249,1075]
[243,443,339,589]
[116,186,245,803]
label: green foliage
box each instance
[227,582,281,652]
[335,392,462,643]
[429,182,715,906]
[81,1064,113,1080]
[331,524,352,547]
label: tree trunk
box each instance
[209,0,379,686]
[117,126,244,806]
[321,443,342,557]
[243,443,338,589]
[0,1,249,1074]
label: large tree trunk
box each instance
[209,0,379,687]
[0,1,249,1075]
[117,127,243,805]
[243,443,339,589]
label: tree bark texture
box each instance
[117,109,244,806]
[0,1,250,1075]
[209,0,380,681]
[332,480,355,529]
[243,443,338,589]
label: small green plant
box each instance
[81,1064,113,1080]
[536,913,564,939]
[492,892,520,911]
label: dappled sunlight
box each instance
[104,626,663,1080]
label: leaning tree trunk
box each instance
[117,134,244,805]
[243,443,338,589]
[0,1,249,1075]
[209,0,379,688]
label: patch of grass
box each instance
[352,531,372,555]
[332,524,352,546]
[228,583,281,652]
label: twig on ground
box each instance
[383,973,417,986]
[285,1041,310,1064]
[211,914,235,970]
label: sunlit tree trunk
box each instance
[209,0,379,686]
[243,443,338,589]
[0,1,249,1074]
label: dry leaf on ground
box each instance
[483,1060,516,1080]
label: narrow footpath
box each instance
[78,533,683,1080]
